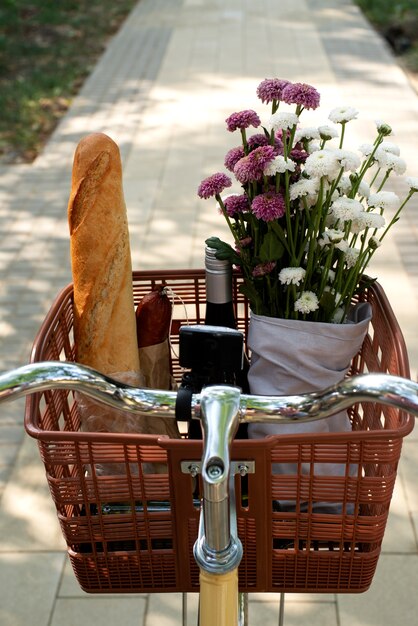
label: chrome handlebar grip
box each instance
[241,373,418,422]
[0,361,179,418]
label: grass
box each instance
[0,0,137,164]
[355,0,418,26]
[354,1,418,72]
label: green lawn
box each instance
[354,1,418,58]
[0,0,137,163]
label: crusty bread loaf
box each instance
[68,132,140,378]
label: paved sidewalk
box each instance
[0,0,418,624]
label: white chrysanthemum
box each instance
[368,191,400,211]
[267,112,299,132]
[294,127,320,143]
[319,228,345,246]
[374,147,388,168]
[329,106,359,124]
[368,235,382,250]
[375,119,393,136]
[318,124,339,140]
[289,178,319,200]
[327,228,345,242]
[338,176,370,198]
[351,212,385,233]
[337,175,353,195]
[357,179,371,198]
[278,267,306,285]
[381,153,407,175]
[333,148,361,172]
[349,216,367,234]
[330,189,340,202]
[330,196,364,222]
[405,176,418,191]
[307,141,321,154]
[304,150,340,179]
[358,143,374,157]
[335,239,349,253]
[344,247,361,268]
[327,269,336,283]
[263,155,296,176]
[380,141,400,156]
[294,291,319,314]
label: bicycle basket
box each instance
[25,269,414,594]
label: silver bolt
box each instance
[207,464,223,479]
[188,463,200,477]
[238,464,249,477]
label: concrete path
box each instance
[0,1,417,624]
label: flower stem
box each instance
[241,128,249,154]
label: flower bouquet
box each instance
[198,79,418,460]
[198,78,418,324]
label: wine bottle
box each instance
[177,246,249,439]
[205,245,249,439]
[205,245,249,391]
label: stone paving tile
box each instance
[0,436,66,552]
[50,597,147,626]
[381,458,418,554]
[0,551,65,626]
[146,593,198,626]
[338,554,418,626]
[247,598,337,626]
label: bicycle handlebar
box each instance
[1,360,418,422]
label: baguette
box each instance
[67,133,180,448]
[68,132,140,379]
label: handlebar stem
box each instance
[194,385,243,574]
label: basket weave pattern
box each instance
[25,270,414,594]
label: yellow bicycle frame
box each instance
[199,569,239,626]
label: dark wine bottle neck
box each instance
[205,300,236,328]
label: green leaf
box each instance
[239,281,263,311]
[269,221,290,251]
[319,290,336,318]
[259,230,284,262]
[205,236,240,265]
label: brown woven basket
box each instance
[25,269,414,595]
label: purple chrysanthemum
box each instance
[225,109,261,132]
[252,261,277,277]
[197,172,232,199]
[256,78,290,104]
[251,191,286,222]
[234,145,276,183]
[223,194,250,217]
[239,236,252,248]
[247,133,269,149]
[247,134,284,156]
[290,148,308,163]
[224,146,245,172]
[281,82,320,110]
